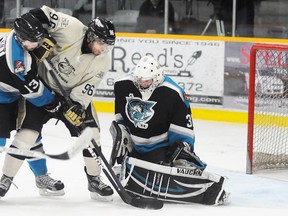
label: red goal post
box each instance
[246,43,288,174]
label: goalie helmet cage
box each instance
[246,43,288,174]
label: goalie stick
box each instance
[0,127,94,160]
[43,59,164,210]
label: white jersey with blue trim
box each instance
[114,75,195,154]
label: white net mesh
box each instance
[251,47,288,172]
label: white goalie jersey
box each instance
[37,5,109,108]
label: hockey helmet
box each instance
[86,17,116,46]
[133,56,164,100]
[14,13,45,43]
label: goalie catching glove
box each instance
[109,121,133,166]
[167,141,207,174]
[32,35,56,62]
[63,102,86,126]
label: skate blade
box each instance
[216,191,231,205]
[39,188,65,196]
[90,192,113,202]
[220,192,230,205]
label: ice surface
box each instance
[1,113,287,216]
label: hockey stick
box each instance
[43,59,163,210]
[0,127,94,160]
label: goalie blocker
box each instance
[119,157,229,205]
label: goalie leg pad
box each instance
[122,157,228,205]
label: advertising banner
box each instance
[0,30,225,106]
[96,37,225,106]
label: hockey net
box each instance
[246,43,288,174]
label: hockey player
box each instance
[0,5,116,201]
[0,13,64,198]
[109,56,229,205]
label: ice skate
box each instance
[0,175,15,198]
[216,190,230,205]
[85,167,113,201]
[35,174,65,196]
[215,175,230,205]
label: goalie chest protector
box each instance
[114,77,194,153]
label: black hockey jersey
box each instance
[0,31,55,106]
[114,75,195,154]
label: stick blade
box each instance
[46,152,70,160]
[46,127,94,160]
[130,197,164,210]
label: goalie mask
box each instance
[86,17,116,46]
[133,56,164,100]
[14,13,45,47]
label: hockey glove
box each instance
[44,98,62,114]
[167,141,207,172]
[63,103,86,127]
[32,36,56,62]
[109,121,133,166]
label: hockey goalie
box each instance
[109,56,229,205]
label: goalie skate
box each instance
[36,174,65,196]
[216,190,230,205]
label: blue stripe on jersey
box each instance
[133,131,195,154]
[0,91,21,103]
[163,76,190,108]
[134,140,170,154]
[16,73,25,81]
[0,138,6,146]
[11,37,27,77]
[26,87,55,107]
